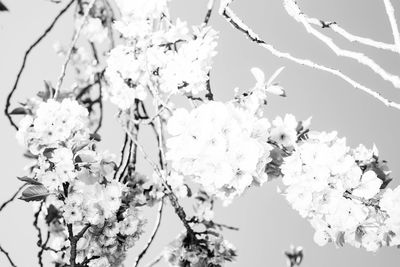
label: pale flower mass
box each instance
[2,0,400,267]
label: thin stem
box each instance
[145,255,163,267]
[0,184,26,213]
[203,0,215,26]
[133,199,164,267]
[0,244,17,267]
[383,0,400,48]
[54,0,97,98]
[4,0,76,130]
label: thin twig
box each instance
[133,199,164,267]
[220,2,400,110]
[0,184,26,213]
[5,0,76,130]
[307,19,399,53]
[121,122,197,238]
[0,244,17,267]
[114,133,129,180]
[68,223,91,267]
[284,0,400,89]
[54,0,97,98]
[38,231,51,267]
[145,254,163,267]
[383,0,400,48]
[203,0,215,25]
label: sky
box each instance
[1,0,400,266]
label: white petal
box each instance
[267,66,285,86]
[266,85,286,96]
[250,67,265,84]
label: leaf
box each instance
[43,147,57,158]
[37,81,54,101]
[250,67,265,84]
[20,185,50,202]
[10,107,28,115]
[17,176,42,186]
[0,1,8,11]
[90,133,101,141]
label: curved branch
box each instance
[133,199,164,267]
[4,0,76,130]
[284,0,400,89]
[0,244,17,267]
[54,0,97,98]
[383,0,400,47]
[0,184,26,213]
[220,3,400,110]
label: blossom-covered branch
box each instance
[4,0,400,266]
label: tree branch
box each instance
[4,0,76,130]
[203,0,215,25]
[284,0,400,89]
[220,2,400,110]
[54,0,97,98]
[0,244,17,267]
[0,184,26,213]
[383,0,400,48]
[133,198,164,267]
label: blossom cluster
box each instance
[164,232,237,267]
[16,98,146,266]
[104,0,218,109]
[280,130,399,251]
[166,101,273,204]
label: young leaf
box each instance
[10,107,29,115]
[17,176,43,186]
[90,132,101,141]
[20,185,50,202]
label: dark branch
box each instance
[0,244,17,267]
[5,0,76,130]
[0,184,26,213]
[133,199,164,267]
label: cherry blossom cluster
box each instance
[278,130,399,251]
[164,232,236,267]
[16,98,147,266]
[104,0,218,109]
[166,101,273,204]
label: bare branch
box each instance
[203,0,215,25]
[145,255,163,267]
[0,244,17,267]
[383,0,400,48]
[284,0,400,89]
[220,3,400,110]
[133,199,164,267]
[4,0,76,130]
[54,0,97,98]
[0,184,26,213]
[310,20,399,53]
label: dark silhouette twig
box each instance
[0,184,25,213]
[0,244,17,267]
[4,0,76,130]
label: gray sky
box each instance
[1,0,400,266]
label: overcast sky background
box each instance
[1,0,400,266]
